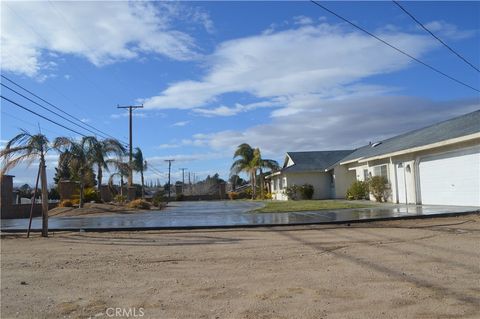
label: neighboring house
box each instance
[338,110,480,206]
[266,150,354,200]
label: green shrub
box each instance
[152,191,165,208]
[264,192,273,200]
[285,185,299,200]
[299,184,314,200]
[127,199,151,209]
[176,193,185,201]
[114,194,127,203]
[228,192,239,200]
[346,181,369,200]
[368,176,389,202]
[84,187,100,203]
[58,199,74,207]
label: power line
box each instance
[309,0,480,93]
[1,75,127,144]
[1,95,87,137]
[1,110,68,137]
[393,0,480,73]
[1,82,109,139]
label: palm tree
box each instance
[231,143,256,198]
[54,136,99,208]
[231,144,278,199]
[1,130,51,237]
[89,138,126,191]
[252,148,279,198]
[107,159,130,198]
[132,147,147,198]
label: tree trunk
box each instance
[140,169,145,199]
[260,168,264,199]
[251,171,257,199]
[40,156,49,237]
[97,166,103,190]
[120,175,124,197]
[79,182,85,208]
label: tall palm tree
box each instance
[231,144,279,199]
[89,138,126,190]
[54,136,98,208]
[1,130,51,237]
[252,148,279,198]
[132,147,147,198]
[231,143,256,198]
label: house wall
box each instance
[344,138,480,204]
[270,171,332,200]
[332,165,356,199]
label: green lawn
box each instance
[253,200,372,213]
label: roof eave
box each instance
[358,132,480,163]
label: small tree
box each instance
[299,184,314,200]
[346,181,369,200]
[285,185,299,200]
[368,176,389,202]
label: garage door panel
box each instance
[419,147,480,206]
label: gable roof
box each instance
[339,109,480,164]
[282,150,354,173]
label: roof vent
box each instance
[371,142,382,148]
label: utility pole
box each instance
[117,104,143,186]
[165,159,175,198]
[179,168,187,193]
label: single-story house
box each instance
[338,110,480,206]
[267,109,480,206]
[266,150,355,200]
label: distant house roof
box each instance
[281,150,354,173]
[339,109,480,164]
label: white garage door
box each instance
[419,147,480,206]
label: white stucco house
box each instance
[338,110,480,206]
[266,109,480,206]
[266,150,355,200]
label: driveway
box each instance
[1,200,478,232]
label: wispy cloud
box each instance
[171,121,190,127]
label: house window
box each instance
[363,169,369,181]
[373,165,388,180]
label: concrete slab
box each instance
[1,201,478,232]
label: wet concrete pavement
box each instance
[1,201,478,232]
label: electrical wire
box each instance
[1,75,127,144]
[1,95,87,137]
[392,0,480,73]
[309,0,480,93]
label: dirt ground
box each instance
[1,214,479,319]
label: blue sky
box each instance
[1,1,479,186]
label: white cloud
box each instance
[1,1,211,77]
[422,20,475,40]
[293,16,314,26]
[172,121,190,127]
[193,100,280,117]
[185,96,479,157]
[147,152,227,165]
[156,143,181,150]
[141,23,436,113]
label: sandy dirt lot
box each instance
[1,214,479,319]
